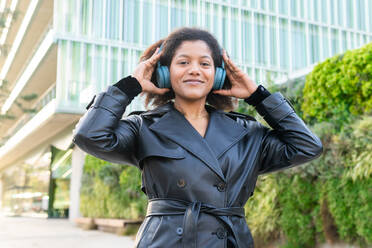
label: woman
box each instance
[73,27,323,248]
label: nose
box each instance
[188,62,201,75]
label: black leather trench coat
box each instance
[73,85,323,248]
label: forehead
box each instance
[173,40,213,58]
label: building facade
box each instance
[0,0,371,220]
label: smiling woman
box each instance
[73,27,323,248]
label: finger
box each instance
[223,50,240,73]
[148,51,162,66]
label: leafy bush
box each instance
[302,42,372,128]
[80,155,147,219]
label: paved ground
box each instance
[0,213,135,248]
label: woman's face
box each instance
[169,40,215,102]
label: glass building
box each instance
[0,0,371,220]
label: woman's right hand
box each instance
[131,47,170,95]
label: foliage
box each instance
[302,42,372,128]
[245,174,281,244]
[80,155,147,219]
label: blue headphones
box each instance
[155,43,226,90]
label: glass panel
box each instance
[212,4,220,41]
[341,31,347,51]
[322,27,330,59]
[291,21,306,70]
[156,0,168,39]
[356,0,366,30]
[313,0,320,22]
[290,0,297,17]
[121,48,129,77]
[279,18,289,69]
[330,29,339,55]
[92,1,103,37]
[189,0,197,26]
[69,42,81,103]
[269,16,277,66]
[106,0,119,40]
[143,0,153,45]
[250,0,258,9]
[241,10,253,63]
[268,0,276,12]
[329,0,336,25]
[309,24,320,64]
[346,0,353,28]
[254,14,268,65]
[337,0,344,26]
[205,2,212,30]
[278,0,288,15]
[222,6,229,48]
[350,32,355,49]
[171,0,186,31]
[321,0,328,23]
[231,8,239,59]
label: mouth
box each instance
[183,79,204,85]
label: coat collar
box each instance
[147,102,249,182]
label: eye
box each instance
[178,61,188,65]
[201,62,211,66]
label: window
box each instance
[269,16,277,67]
[291,21,307,69]
[278,0,289,15]
[330,29,339,55]
[322,27,330,59]
[268,0,276,12]
[329,0,336,25]
[309,25,320,64]
[143,0,153,45]
[254,14,268,65]
[241,10,253,63]
[231,8,239,59]
[171,0,186,31]
[356,0,366,30]
[346,0,353,28]
[189,0,198,26]
[337,0,344,26]
[279,19,289,69]
[92,1,103,37]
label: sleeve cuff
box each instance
[113,75,142,101]
[244,85,271,106]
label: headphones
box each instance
[155,43,226,90]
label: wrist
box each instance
[113,76,142,100]
[244,85,271,106]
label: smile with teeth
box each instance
[184,80,204,85]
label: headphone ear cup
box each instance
[156,66,171,88]
[213,67,226,90]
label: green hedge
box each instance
[80,156,147,219]
[302,42,372,128]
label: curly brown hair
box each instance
[139,27,236,111]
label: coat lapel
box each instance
[148,103,249,182]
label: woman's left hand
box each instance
[213,50,258,99]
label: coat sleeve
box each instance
[252,92,323,175]
[72,85,141,167]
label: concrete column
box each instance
[69,146,85,223]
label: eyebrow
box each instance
[176,54,212,59]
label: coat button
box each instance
[176,227,183,235]
[177,179,186,188]
[216,227,226,239]
[217,182,226,192]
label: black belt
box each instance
[146,198,245,248]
